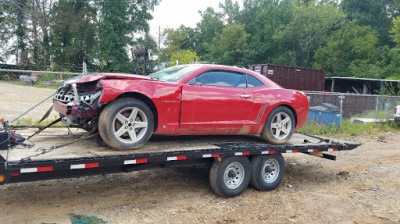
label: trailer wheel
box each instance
[250,154,285,191]
[209,157,251,198]
[261,106,295,144]
[98,98,154,150]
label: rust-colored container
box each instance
[248,64,325,91]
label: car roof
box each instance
[178,64,261,76]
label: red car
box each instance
[53,64,309,150]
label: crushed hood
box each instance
[65,73,153,84]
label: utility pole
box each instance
[158,26,161,52]
[82,61,87,74]
[158,26,161,69]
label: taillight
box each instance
[395,107,398,114]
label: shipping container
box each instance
[248,64,325,91]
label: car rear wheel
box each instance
[261,106,294,145]
[98,98,154,150]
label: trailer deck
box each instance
[0,128,360,197]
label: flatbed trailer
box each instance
[0,129,360,198]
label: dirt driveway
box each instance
[0,82,56,121]
[0,83,399,223]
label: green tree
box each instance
[97,0,157,72]
[341,0,397,45]
[274,2,346,67]
[0,1,13,62]
[169,49,199,66]
[29,0,53,69]
[313,21,380,77]
[218,24,249,65]
[383,16,400,79]
[219,0,241,25]
[390,16,400,45]
[51,0,96,71]
[196,7,224,62]
[239,0,292,66]
[160,26,197,63]
[12,0,29,66]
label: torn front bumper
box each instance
[53,101,100,118]
[53,83,102,118]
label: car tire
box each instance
[250,155,285,191]
[98,98,154,150]
[261,106,295,145]
[209,156,251,198]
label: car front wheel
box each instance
[261,106,295,145]
[98,98,154,150]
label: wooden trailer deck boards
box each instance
[0,128,360,197]
[2,129,344,161]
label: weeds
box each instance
[13,115,64,127]
[299,119,400,140]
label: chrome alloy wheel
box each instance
[262,158,280,183]
[112,107,148,144]
[223,162,245,189]
[270,112,292,140]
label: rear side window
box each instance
[246,75,264,88]
[192,71,247,88]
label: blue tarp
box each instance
[307,103,341,126]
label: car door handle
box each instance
[240,94,252,98]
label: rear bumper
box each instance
[53,101,100,118]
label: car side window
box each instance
[190,71,247,88]
[246,74,264,88]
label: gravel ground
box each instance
[0,82,400,224]
[0,82,57,121]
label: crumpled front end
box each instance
[53,81,103,129]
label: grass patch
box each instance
[299,119,400,140]
[13,115,64,127]
[70,214,108,224]
[360,109,397,120]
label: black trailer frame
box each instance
[0,136,360,189]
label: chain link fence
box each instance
[0,60,157,88]
[0,64,84,88]
[306,91,400,125]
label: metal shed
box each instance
[248,64,325,91]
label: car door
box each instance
[180,70,254,132]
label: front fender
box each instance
[98,79,183,132]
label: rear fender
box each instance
[258,90,309,132]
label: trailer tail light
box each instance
[0,175,4,182]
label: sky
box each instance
[148,0,225,40]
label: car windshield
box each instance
[150,64,204,82]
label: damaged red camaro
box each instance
[53,64,309,150]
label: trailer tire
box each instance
[209,157,251,198]
[261,106,295,144]
[250,154,285,191]
[98,98,154,150]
